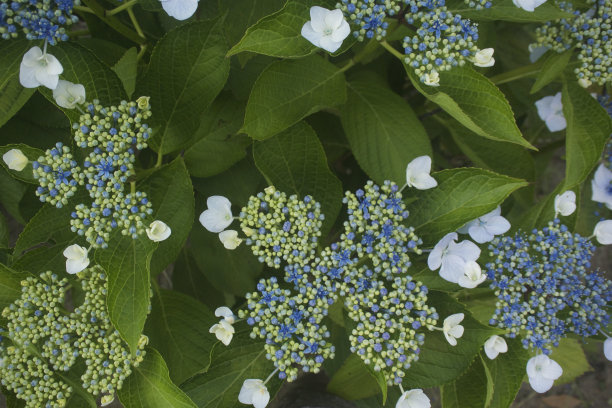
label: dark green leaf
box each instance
[327,354,387,402]
[441,356,492,408]
[112,47,138,98]
[220,0,285,49]
[172,248,226,309]
[484,337,529,408]
[0,212,8,248]
[531,49,573,94]
[0,262,27,311]
[0,39,35,128]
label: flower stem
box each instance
[380,40,404,60]
[155,150,163,167]
[80,0,146,44]
[127,7,145,39]
[399,384,405,394]
[73,5,95,13]
[489,63,542,85]
[130,181,136,195]
[106,0,138,16]
[338,58,356,73]
[264,368,280,385]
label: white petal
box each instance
[44,54,64,75]
[19,64,40,88]
[161,0,198,20]
[318,36,342,53]
[331,20,351,43]
[594,220,612,245]
[545,114,566,132]
[215,306,235,324]
[411,173,438,190]
[483,216,511,235]
[2,149,28,171]
[396,389,431,408]
[301,21,322,46]
[529,45,549,63]
[146,220,171,242]
[541,358,563,380]
[325,9,344,29]
[449,324,464,339]
[444,331,458,346]
[593,164,612,188]
[484,343,500,360]
[66,257,89,274]
[219,229,242,250]
[535,96,555,121]
[428,232,457,270]
[448,240,481,262]
[35,68,60,90]
[251,386,270,408]
[63,244,87,260]
[22,46,43,66]
[309,6,328,32]
[439,254,466,283]
[554,191,576,216]
[528,375,554,393]
[604,338,612,361]
[407,156,432,178]
[467,225,494,244]
[444,313,465,328]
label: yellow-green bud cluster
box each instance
[0,268,146,407]
[532,0,611,86]
[32,142,84,208]
[239,187,323,268]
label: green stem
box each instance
[81,0,146,44]
[155,150,163,167]
[137,43,148,61]
[130,181,136,195]
[73,5,95,13]
[338,58,356,73]
[379,40,405,60]
[127,7,145,39]
[106,0,138,16]
[489,63,542,85]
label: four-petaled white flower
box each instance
[395,388,431,408]
[428,232,481,284]
[604,338,612,361]
[458,206,511,244]
[219,229,242,250]
[484,335,508,360]
[554,191,576,217]
[52,80,86,109]
[423,71,440,87]
[209,319,235,346]
[215,306,236,324]
[593,220,612,245]
[301,6,350,53]
[19,46,63,90]
[200,195,233,233]
[159,0,198,20]
[2,149,28,171]
[472,48,495,67]
[526,354,563,393]
[591,164,612,210]
[405,156,437,190]
[238,379,270,408]
[535,92,566,132]
[457,261,486,289]
[100,395,115,407]
[442,313,465,346]
[512,0,547,12]
[146,220,172,242]
[63,244,90,274]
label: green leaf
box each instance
[253,121,343,234]
[562,78,612,190]
[0,144,44,184]
[553,338,592,385]
[0,263,27,311]
[241,55,347,140]
[484,338,530,408]
[406,168,528,244]
[339,74,432,185]
[220,0,285,49]
[327,354,387,402]
[181,328,280,408]
[448,0,573,22]
[403,63,534,149]
[400,291,499,388]
[172,248,226,309]
[0,212,8,249]
[94,233,156,354]
[145,287,217,384]
[0,167,30,224]
[138,158,194,277]
[183,93,250,178]
[530,49,573,94]
[0,39,35,128]
[137,18,230,154]
[441,356,492,408]
[112,47,138,98]
[118,348,197,408]
[227,0,319,58]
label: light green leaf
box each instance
[403,63,534,149]
[484,338,529,408]
[138,158,194,277]
[562,79,612,190]
[112,47,138,98]
[339,74,432,185]
[94,233,157,354]
[145,287,217,384]
[0,144,44,184]
[183,93,250,178]
[118,348,197,408]
[241,55,347,140]
[448,0,573,22]
[253,121,343,234]
[327,354,387,402]
[0,39,35,128]
[137,18,230,154]
[530,49,573,94]
[181,328,280,408]
[406,168,528,244]
[553,338,592,385]
[441,356,492,408]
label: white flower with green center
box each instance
[146,220,172,242]
[199,195,234,233]
[526,354,562,393]
[63,244,90,274]
[554,191,576,217]
[458,206,511,243]
[472,48,495,67]
[52,80,86,109]
[209,319,235,346]
[593,220,612,245]
[2,149,28,171]
[219,229,242,250]
[395,388,431,408]
[238,379,270,408]
[405,155,437,190]
[301,6,351,53]
[423,71,440,87]
[19,46,63,90]
[484,335,508,360]
[428,232,481,284]
[457,261,486,289]
[535,92,566,132]
[443,313,465,346]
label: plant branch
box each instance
[81,0,146,44]
[106,0,138,16]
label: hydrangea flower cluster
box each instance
[238,181,438,385]
[0,0,80,43]
[485,219,612,354]
[0,267,147,407]
[32,97,154,248]
[531,0,612,86]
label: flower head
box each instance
[2,149,28,171]
[428,232,481,284]
[63,244,89,274]
[301,6,351,53]
[443,313,465,346]
[458,206,511,243]
[200,196,233,233]
[396,388,431,408]
[591,164,612,210]
[473,48,495,67]
[160,0,198,20]
[219,230,242,250]
[238,379,270,408]
[53,80,86,109]
[209,319,235,346]
[405,156,437,190]
[554,191,576,217]
[526,354,563,393]
[594,220,612,245]
[512,0,547,12]
[19,46,63,89]
[484,335,508,360]
[535,93,566,132]
[457,261,486,289]
[146,220,172,242]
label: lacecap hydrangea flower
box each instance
[19,45,63,89]
[0,0,80,42]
